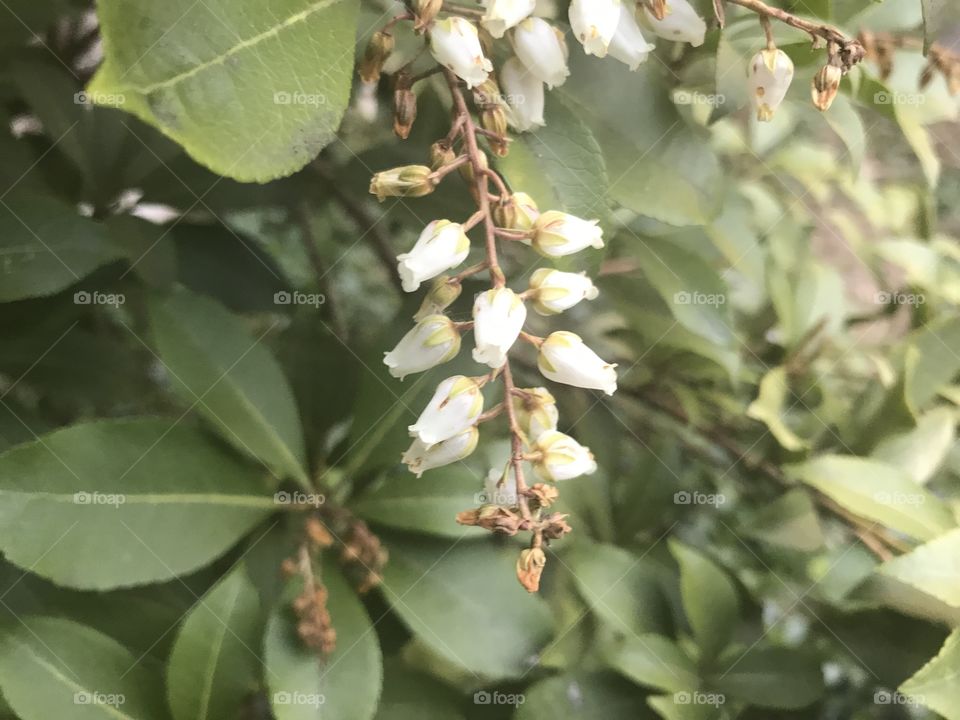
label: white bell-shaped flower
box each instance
[748,48,794,121]
[499,57,545,132]
[532,211,604,257]
[528,268,599,315]
[568,0,621,57]
[533,430,597,481]
[513,387,559,439]
[608,4,656,70]
[403,427,479,477]
[430,17,493,88]
[384,314,461,380]
[511,17,570,89]
[472,287,527,368]
[398,220,470,293]
[642,0,707,47]
[538,331,617,395]
[409,376,484,448]
[482,0,536,39]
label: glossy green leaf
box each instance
[264,566,382,720]
[872,407,956,484]
[88,0,361,182]
[669,541,739,660]
[740,490,824,552]
[0,418,275,589]
[149,288,308,487]
[789,455,955,541]
[900,628,960,718]
[710,647,824,709]
[879,529,960,608]
[373,661,465,720]
[0,616,168,720]
[603,632,699,693]
[167,564,263,720]
[379,535,552,680]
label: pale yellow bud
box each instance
[369,165,435,202]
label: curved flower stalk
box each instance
[360,0,865,592]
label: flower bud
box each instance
[397,220,470,293]
[413,0,443,32]
[359,30,394,84]
[369,165,435,201]
[482,0,536,39]
[393,78,417,139]
[481,105,510,156]
[642,0,707,48]
[568,0,621,57]
[608,4,656,71]
[494,191,540,232]
[430,141,457,169]
[528,268,599,315]
[460,148,488,186]
[409,376,484,448]
[402,426,479,477]
[516,547,546,592]
[538,331,618,395]
[499,57,546,132]
[414,275,462,321]
[472,287,527,368]
[384,314,461,379]
[511,17,570,89]
[811,64,842,112]
[533,430,598,481]
[532,211,604,257]
[513,387,559,439]
[748,48,794,121]
[429,17,493,89]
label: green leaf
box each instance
[904,317,960,413]
[149,288,308,487]
[264,565,382,720]
[352,467,486,539]
[872,407,956,484]
[879,529,960,608]
[374,660,465,720]
[379,535,552,680]
[900,628,960,719]
[499,93,610,223]
[669,541,739,661]
[603,632,699,693]
[0,418,275,589]
[516,672,655,719]
[788,455,956,541]
[821,95,865,171]
[0,616,168,720]
[88,0,361,182]
[710,647,824,709]
[167,564,263,720]
[739,490,824,552]
[0,190,124,302]
[746,367,809,452]
[648,694,724,720]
